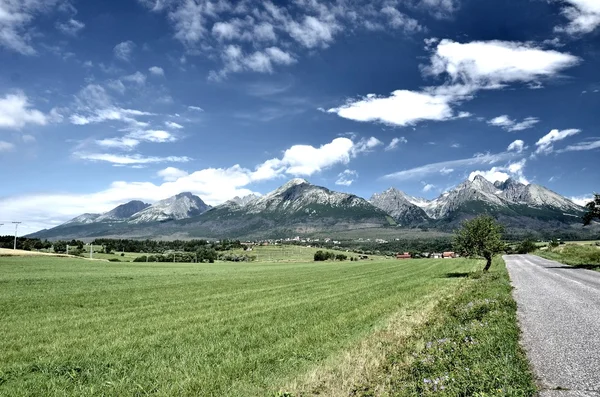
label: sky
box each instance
[0,0,599,234]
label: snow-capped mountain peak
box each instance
[128,193,211,223]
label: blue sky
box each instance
[1,0,599,233]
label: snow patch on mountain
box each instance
[129,192,211,223]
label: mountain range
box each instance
[28,177,590,240]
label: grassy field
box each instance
[536,242,600,269]
[0,255,534,396]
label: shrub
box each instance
[516,240,537,254]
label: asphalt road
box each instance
[504,254,600,396]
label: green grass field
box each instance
[0,255,534,396]
[536,242,600,269]
[0,256,473,396]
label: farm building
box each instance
[443,251,456,258]
[396,252,411,259]
[431,253,442,259]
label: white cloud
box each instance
[114,40,136,61]
[534,128,580,155]
[2,136,377,231]
[439,167,454,175]
[328,89,456,126]
[138,0,430,80]
[382,151,516,181]
[209,45,296,80]
[332,39,579,128]
[555,0,600,35]
[385,137,408,151]
[422,183,435,192]
[22,134,36,143]
[96,137,140,150]
[425,39,581,87]
[469,159,529,185]
[74,152,191,165]
[188,106,204,111]
[0,141,15,152]
[569,195,595,207]
[130,129,176,143]
[254,137,356,179]
[165,121,184,129]
[157,167,189,182]
[69,84,154,126]
[507,139,526,153]
[335,169,358,186]
[381,6,424,32]
[488,115,540,131]
[353,137,383,154]
[0,0,70,55]
[56,19,85,36]
[149,66,165,76]
[122,72,147,85]
[0,91,48,129]
[557,139,600,152]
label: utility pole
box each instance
[66,244,69,255]
[90,243,93,259]
[12,222,21,250]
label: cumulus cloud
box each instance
[385,137,408,151]
[149,66,165,76]
[555,0,600,35]
[488,115,540,131]
[507,139,526,153]
[0,91,48,129]
[157,167,189,181]
[114,40,136,61]
[469,159,529,185]
[122,72,147,85]
[328,89,457,126]
[335,169,358,186]
[425,39,581,87]
[422,183,435,192]
[2,136,379,231]
[330,40,579,127]
[569,195,595,207]
[534,128,580,155]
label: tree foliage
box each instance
[453,215,504,271]
[516,239,537,254]
[583,193,600,226]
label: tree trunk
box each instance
[483,255,492,272]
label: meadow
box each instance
[0,254,534,396]
[536,242,600,269]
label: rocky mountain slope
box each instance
[129,192,210,223]
[28,177,587,240]
[369,188,430,226]
[95,200,150,222]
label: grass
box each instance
[342,257,537,396]
[0,256,476,396]
[0,255,535,396]
[227,244,374,263]
[536,243,600,269]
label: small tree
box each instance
[583,194,600,226]
[453,215,504,272]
